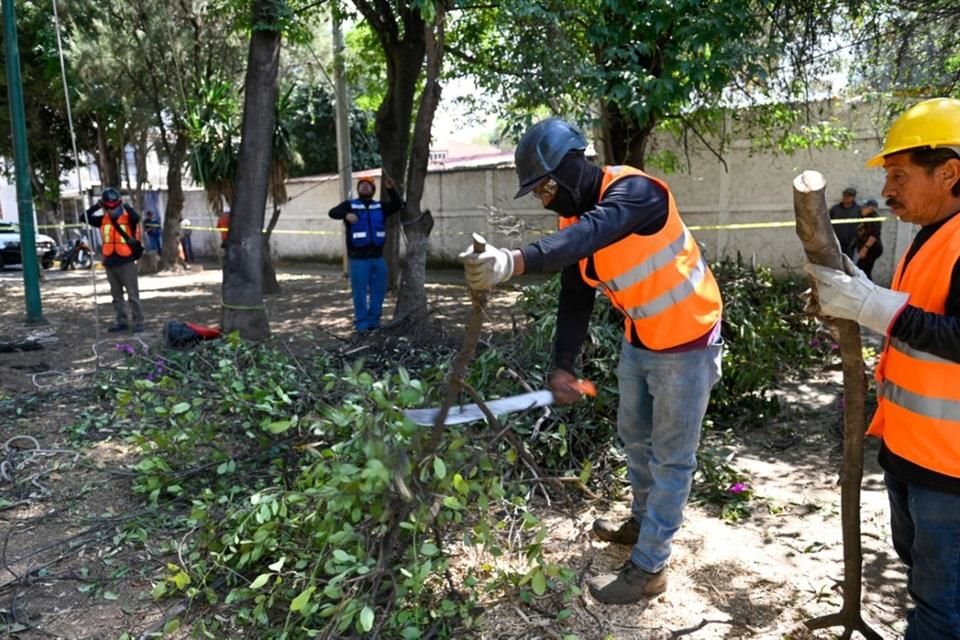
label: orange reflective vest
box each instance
[559,166,722,350]
[100,209,140,258]
[868,213,960,478]
[217,213,230,242]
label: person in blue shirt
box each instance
[328,176,403,333]
[144,210,162,252]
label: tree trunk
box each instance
[395,9,445,323]
[221,1,280,341]
[94,118,121,188]
[601,100,653,169]
[371,36,426,292]
[160,134,187,271]
[134,130,149,205]
[792,170,882,640]
[262,202,282,294]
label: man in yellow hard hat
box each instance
[805,97,960,638]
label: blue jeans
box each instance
[348,257,387,332]
[616,337,723,572]
[180,235,194,262]
[885,472,960,639]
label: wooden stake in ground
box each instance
[792,170,882,640]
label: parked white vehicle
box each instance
[0,221,57,269]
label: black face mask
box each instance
[545,184,579,217]
[545,153,601,217]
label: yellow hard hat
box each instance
[866,97,960,167]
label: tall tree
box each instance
[349,0,450,326]
[850,0,960,121]
[349,2,424,295]
[221,0,284,340]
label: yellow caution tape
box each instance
[35,217,888,235]
[688,216,887,231]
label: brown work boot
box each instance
[587,561,667,604]
[592,516,640,545]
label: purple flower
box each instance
[115,343,135,356]
[809,338,820,348]
[837,396,845,411]
[830,342,839,351]
[728,482,748,494]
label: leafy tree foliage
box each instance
[0,0,85,226]
[284,82,380,177]
[447,0,863,168]
[63,0,249,268]
[849,0,960,114]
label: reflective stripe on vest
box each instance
[868,212,960,478]
[559,165,721,349]
[878,379,960,422]
[101,210,136,258]
[625,254,708,320]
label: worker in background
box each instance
[328,176,403,334]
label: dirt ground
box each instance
[0,261,909,639]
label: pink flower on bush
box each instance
[728,482,748,495]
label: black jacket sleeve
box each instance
[85,202,103,227]
[518,174,668,372]
[890,256,960,362]
[553,264,596,373]
[519,175,668,273]
[328,200,352,220]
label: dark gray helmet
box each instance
[513,118,587,198]
[100,187,122,208]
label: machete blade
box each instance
[403,390,555,426]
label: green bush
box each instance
[710,255,832,427]
[92,338,577,639]
[79,258,829,636]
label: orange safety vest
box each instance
[558,166,722,350]
[867,213,960,478]
[100,209,139,258]
[217,213,230,241]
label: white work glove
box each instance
[804,255,910,335]
[457,243,515,290]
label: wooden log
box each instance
[792,170,881,640]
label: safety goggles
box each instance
[532,177,558,206]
